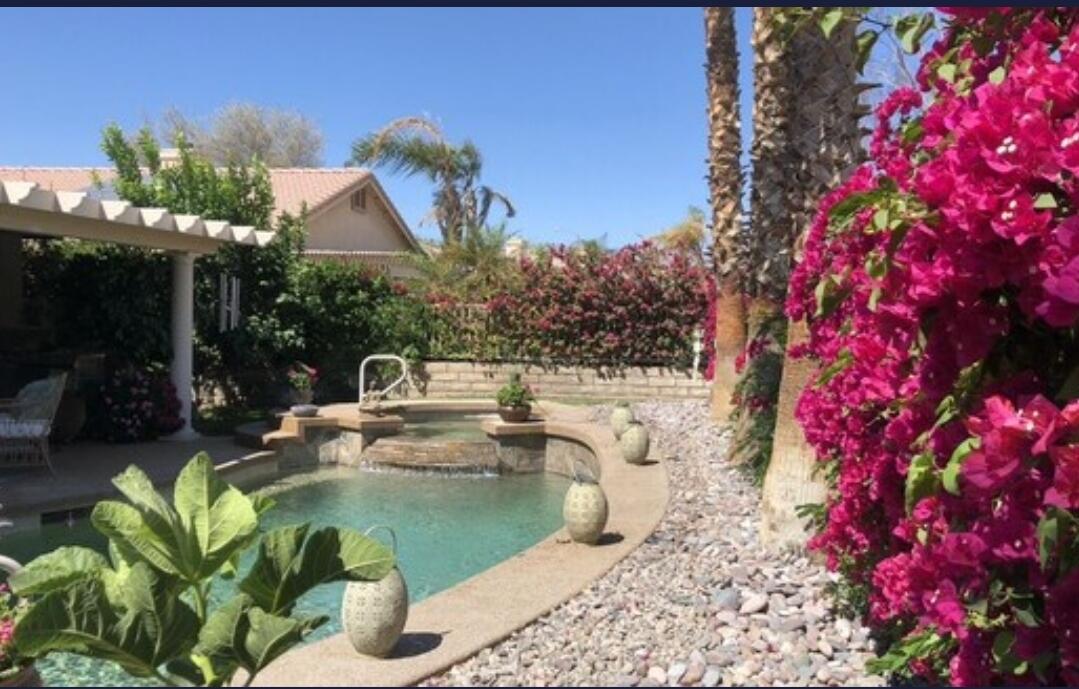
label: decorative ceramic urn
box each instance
[563,480,608,545]
[619,421,650,464]
[342,529,408,658]
[609,401,634,439]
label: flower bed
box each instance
[481,242,712,367]
[788,8,1079,685]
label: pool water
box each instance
[2,466,570,686]
[398,414,495,442]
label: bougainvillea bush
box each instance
[87,365,183,443]
[789,7,1079,685]
[484,242,712,367]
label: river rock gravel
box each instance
[421,401,886,687]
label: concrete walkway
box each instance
[0,436,266,526]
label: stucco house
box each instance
[0,165,424,278]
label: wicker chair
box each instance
[0,372,68,475]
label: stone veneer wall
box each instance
[413,361,708,401]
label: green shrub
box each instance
[495,373,535,407]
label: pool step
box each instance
[360,436,499,472]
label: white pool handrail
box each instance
[358,354,409,407]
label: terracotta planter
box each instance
[342,566,409,658]
[609,402,634,439]
[0,664,41,687]
[498,404,532,423]
[563,480,608,544]
[620,422,650,464]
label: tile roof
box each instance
[0,166,373,219]
[266,168,371,218]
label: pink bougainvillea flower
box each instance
[1046,444,1079,509]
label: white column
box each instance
[167,251,199,440]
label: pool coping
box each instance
[251,399,669,687]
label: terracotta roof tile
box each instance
[0,166,373,218]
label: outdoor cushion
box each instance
[0,419,49,438]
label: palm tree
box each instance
[657,205,706,261]
[350,117,514,244]
[418,223,516,301]
[760,13,866,551]
[704,7,748,421]
[747,7,797,301]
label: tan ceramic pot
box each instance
[342,566,409,658]
[620,422,650,464]
[609,403,634,439]
[497,405,532,423]
[563,480,608,544]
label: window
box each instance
[350,188,367,212]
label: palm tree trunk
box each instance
[760,319,827,545]
[704,7,746,420]
[759,15,865,551]
[747,7,796,303]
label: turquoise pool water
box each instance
[398,414,495,441]
[2,466,570,686]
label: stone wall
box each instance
[412,361,708,401]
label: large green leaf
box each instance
[9,546,107,596]
[92,500,184,577]
[15,565,198,679]
[239,525,394,615]
[173,452,259,578]
[112,464,179,531]
[239,608,325,674]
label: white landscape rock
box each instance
[421,401,886,688]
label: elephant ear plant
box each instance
[7,452,394,686]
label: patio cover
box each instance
[0,179,276,439]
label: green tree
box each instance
[349,117,514,244]
[100,124,305,404]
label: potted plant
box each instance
[287,362,319,417]
[495,373,534,423]
[0,582,37,687]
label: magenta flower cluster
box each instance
[486,242,712,367]
[96,366,183,443]
[787,8,1079,685]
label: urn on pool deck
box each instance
[619,420,650,464]
[609,401,634,438]
[562,478,608,545]
[342,528,409,658]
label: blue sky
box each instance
[0,7,754,247]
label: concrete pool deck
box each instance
[253,401,669,687]
[0,436,274,529]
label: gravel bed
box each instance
[421,401,886,687]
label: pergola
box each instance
[0,180,273,439]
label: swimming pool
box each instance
[2,465,570,686]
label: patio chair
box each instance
[0,372,68,475]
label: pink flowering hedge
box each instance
[484,242,712,367]
[788,8,1079,685]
